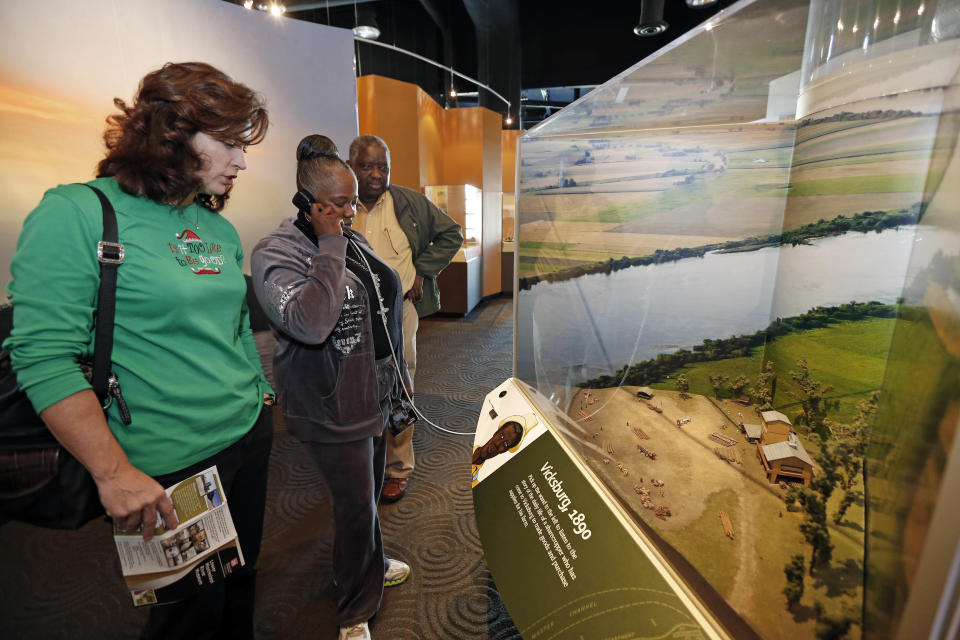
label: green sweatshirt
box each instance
[4,178,271,475]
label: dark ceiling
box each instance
[225,0,739,128]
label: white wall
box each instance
[0,0,358,290]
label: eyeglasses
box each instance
[221,140,248,153]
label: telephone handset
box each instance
[292,190,354,238]
[292,189,315,215]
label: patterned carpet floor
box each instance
[0,296,521,640]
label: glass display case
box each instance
[474,0,960,638]
[424,183,483,256]
[425,184,483,314]
[502,192,516,294]
[502,192,516,245]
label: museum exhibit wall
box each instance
[0,0,358,291]
[473,0,960,638]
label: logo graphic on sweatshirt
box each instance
[176,229,203,243]
[333,296,364,355]
[168,230,225,275]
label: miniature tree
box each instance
[828,392,878,524]
[795,488,833,574]
[708,374,728,399]
[751,361,777,410]
[825,419,863,489]
[782,554,806,609]
[783,485,802,511]
[768,362,778,404]
[813,603,853,640]
[842,392,878,488]
[675,374,690,399]
[787,358,834,437]
[834,489,858,525]
[800,508,833,573]
[810,435,843,503]
[783,432,847,576]
[728,374,750,399]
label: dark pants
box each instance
[140,406,274,640]
[305,429,388,627]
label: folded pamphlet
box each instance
[112,465,244,606]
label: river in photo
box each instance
[516,225,946,399]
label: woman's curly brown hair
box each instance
[97,61,268,212]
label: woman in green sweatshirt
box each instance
[4,61,272,640]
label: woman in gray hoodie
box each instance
[251,141,411,640]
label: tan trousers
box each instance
[385,298,418,479]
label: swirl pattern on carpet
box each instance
[0,297,520,639]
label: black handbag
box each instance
[0,184,130,530]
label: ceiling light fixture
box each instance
[355,38,511,114]
[353,4,380,40]
[505,114,513,126]
[635,0,668,37]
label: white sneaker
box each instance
[384,558,410,587]
[338,622,371,640]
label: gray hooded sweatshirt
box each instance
[251,218,407,443]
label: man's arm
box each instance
[410,194,464,278]
[405,274,425,303]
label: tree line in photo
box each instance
[579,301,897,392]
[518,204,923,291]
[795,109,925,131]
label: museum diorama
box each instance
[473,0,960,638]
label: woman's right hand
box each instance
[95,462,178,539]
[308,202,344,237]
[40,389,178,540]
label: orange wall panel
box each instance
[417,89,444,188]
[442,107,486,188]
[356,76,377,141]
[355,75,420,190]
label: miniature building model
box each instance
[636,387,655,400]
[757,433,814,485]
[759,410,793,444]
[743,423,763,443]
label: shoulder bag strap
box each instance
[80,184,123,402]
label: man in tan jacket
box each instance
[348,134,463,502]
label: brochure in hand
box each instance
[112,465,244,607]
